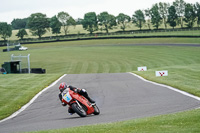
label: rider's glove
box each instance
[62,102,67,106]
[74,89,78,93]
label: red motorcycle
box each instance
[62,89,100,117]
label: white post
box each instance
[7,43,9,52]
[28,54,30,74]
[11,54,13,61]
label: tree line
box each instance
[0,0,199,40]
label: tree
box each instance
[132,10,145,30]
[167,6,178,29]
[57,12,76,35]
[116,13,131,31]
[173,0,186,28]
[50,15,62,35]
[67,17,76,30]
[27,13,49,39]
[159,2,170,29]
[194,2,200,27]
[184,3,196,28]
[16,29,28,40]
[76,18,83,25]
[11,18,27,29]
[150,4,162,29]
[82,12,98,34]
[0,22,12,41]
[98,12,116,33]
[145,8,152,30]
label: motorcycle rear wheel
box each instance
[71,103,87,117]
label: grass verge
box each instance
[134,64,200,97]
[0,74,61,120]
[28,109,200,133]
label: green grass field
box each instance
[0,38,200,132]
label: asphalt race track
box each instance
[0,73,200,133]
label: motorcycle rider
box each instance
[58,82,95,115]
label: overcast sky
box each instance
[0,0,198,24]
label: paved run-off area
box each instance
[0,73,200,133]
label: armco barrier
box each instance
[1,35,200,46]
[1,28,200,45]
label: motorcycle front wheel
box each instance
[93,105,100,115]
[71,103,87,117]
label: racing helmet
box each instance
[59,82,67,92]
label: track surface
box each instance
[0,73,200,133]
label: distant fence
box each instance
[0,27,200,46]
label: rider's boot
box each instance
[68,107,75,115]
[86,95,95,103]
[81,89,96,103]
